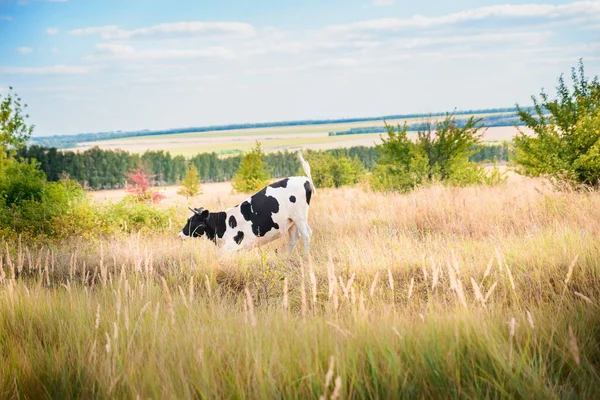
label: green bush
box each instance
[0,159,174,240]
[514,60,600,188]
[302,152,365,188]
[371,115,506,192]
[103,197,174,234]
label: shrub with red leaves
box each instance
[126,169,165,204]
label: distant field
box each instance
[68,112,523,156]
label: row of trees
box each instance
[16,142,509,190]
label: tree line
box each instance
[15,143,510,190]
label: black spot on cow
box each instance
[204,211,227,240]
[240,188,280,237]
[269,178,289,189]
[289,195,296,203]
[234,231,244,245]
[228,215,237,229]
[304,181,312,205]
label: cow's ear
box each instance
[200,209,209,219]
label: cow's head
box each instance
[178,207,210,240]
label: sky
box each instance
[0,0,598,136]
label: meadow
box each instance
[1,173,599,399]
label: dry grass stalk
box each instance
[569,325,581,366]
[339,273,355,300]
[505,263,516,294]
[327,257,336,299]
[408,277,415,300]
[431,264,440,291]
[330,376,342,400]
[308,258,317,313]
[204,274,211,298]
[564,255,579,286]
[319,355,335,400]
[388,268,394,291]
[188,276,194,305]
[325,355,335,388]
[178,285,188,309]
[483,257,494,281]
[470,277,486,308]
[300,264,308,318]
[369,271,380,298]
[574,291,594,306]
[0,257,5,283]
[245,287,256,326]
[484,282,498,303]
[282,277,289,310]
[495,248,504,273]
[6,243,14,280]
[526,311,535,329]
[161,277,175,326]
[95,304,101,330]
[105,332,111,354]
[326,321,353,337]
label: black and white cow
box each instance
[178,151,315,254]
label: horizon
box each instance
[31,105,523,139]
[1,0,598,137]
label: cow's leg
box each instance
[287,224,300,254]
[296,221,312,254]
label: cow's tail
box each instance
[297,150,316,195]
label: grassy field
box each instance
[68,111,522,156]
[1,174,599,398]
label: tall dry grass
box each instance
[1,175,599,398]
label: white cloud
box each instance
[46,27,59,34]
[327,2,600,34]
[1,16,13,21]
[391,31,553,49]
[87,45,236,61]
[69,25,120,39]
[0,65,93,75]
[16,46,33,54]
[70,21,255,40]
[373,0,394,6]
[51,47,59,53]
[95,43,135,55]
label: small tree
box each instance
[371,114,505,192]
[514,59,600,188]
[302,152,365,188]
[126,168,165,204]
[232,141,271,193]
[178,164,203,199]
[1,87,34,157]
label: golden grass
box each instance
[1,176,600,398]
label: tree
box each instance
[514,59,600,188]
[1,87,34,156]
[126,169,165,204]
[302,152,365,188]
[371,114,505,192]
[232,141,271,193]
[178,164,203,199]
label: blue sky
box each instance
[0,0,598,136]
